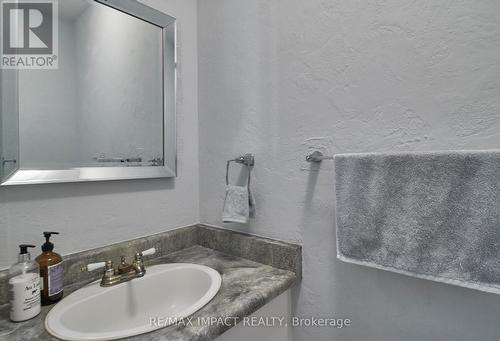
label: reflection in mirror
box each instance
[0,0,176,185]
[0,70,19,180]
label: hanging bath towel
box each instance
[335,150,500,294]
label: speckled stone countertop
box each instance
[0,245,298,341]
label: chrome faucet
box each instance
[81,248,156,287]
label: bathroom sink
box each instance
[45,263,222,340]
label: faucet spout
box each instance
[81,248,156,287]
[100,254,146,287]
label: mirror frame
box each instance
[1,0,177,186]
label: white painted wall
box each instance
[197,1,500,340]
[0,0,199,269]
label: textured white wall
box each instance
[0,0,199,269]
[197,1,500,340]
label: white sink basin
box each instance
[45,263,222,340]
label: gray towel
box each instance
[335,150,500,294]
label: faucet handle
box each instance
[133,247,156,275]
[81,261,106,272]
[140,247,156,257]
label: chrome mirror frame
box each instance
[0,0,177,186]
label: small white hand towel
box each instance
[222,185,250,224]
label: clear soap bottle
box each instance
[9,244,41,322]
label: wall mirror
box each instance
[0,0,176,185]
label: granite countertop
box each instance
[0,245,298,341]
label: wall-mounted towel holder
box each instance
[306,151,333,163]
[226,154,255,185]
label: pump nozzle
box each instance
[19,244,35,254]
[18,244,36,263]
[42,232,59,252]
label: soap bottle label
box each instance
[9,273,41,321]
[48,262,64,296]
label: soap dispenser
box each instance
[36,232,64,305]
[9,244,41,322]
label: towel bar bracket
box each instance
[226,154,254,186]
[233,154,254,167]
[306,151,333,163]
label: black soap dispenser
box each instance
[35,232,64,305]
